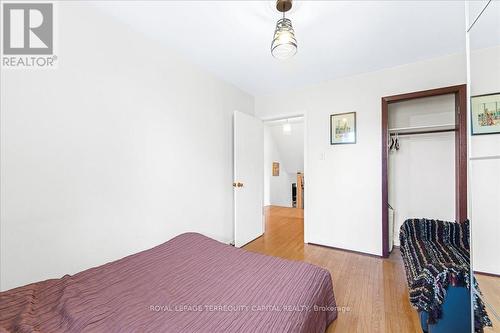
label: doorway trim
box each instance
[381,84,467,258]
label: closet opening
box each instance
[381,85,467,258]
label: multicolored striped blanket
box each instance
[399,218,492,332]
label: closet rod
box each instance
[388,123,456,132]
[391,128,457,136]
[388,123,457,136]
[470,155,500,161]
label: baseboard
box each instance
[474,270,500,278]
[307,242,382,259]
[239,234,264,248]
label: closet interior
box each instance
[388,94,457,251]
[381,85,468,256]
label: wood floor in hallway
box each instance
[244,205,423,333]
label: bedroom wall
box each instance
[0,3,254,290]
[255,52,467,255]
[470,45,500,275]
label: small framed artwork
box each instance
[330,112,356,144]
[272,162,280,176]
[471,93,500,135]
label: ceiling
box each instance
[96,1,474,96]
[469,1,500,49]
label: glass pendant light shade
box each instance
[271,18,297,59]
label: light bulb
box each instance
[283,123,292,134]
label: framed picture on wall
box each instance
[330,112,356,144]
[272,162,280,176]
[471,93,500,135]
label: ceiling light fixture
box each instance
[271,0,297,59]
[283,119,292,134]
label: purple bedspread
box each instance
[0,233,337,332]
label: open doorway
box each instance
[264,116,304,209]
[232,111,305,248]
[262,116,305,236]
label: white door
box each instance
[233,111,264,247]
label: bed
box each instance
[0,233,337,332]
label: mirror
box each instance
[467,1,500,332]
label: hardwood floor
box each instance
[245,206,500,333]
[244,206,421,333]
[477,274,500,332]
[245,206,500,332]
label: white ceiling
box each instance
[266,119,304,174]
[96,1,473,96]
[469,1,500,49]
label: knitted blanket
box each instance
[399,218,492,332]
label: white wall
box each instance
[388,95,456,246]
[470,46,500,275]
[0,3,254,290]
[256,52,466,255]
[264,126,294,207]
[268,121,304,174]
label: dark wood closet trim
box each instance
[381,84,467,258]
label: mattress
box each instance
[0,233,337,332]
